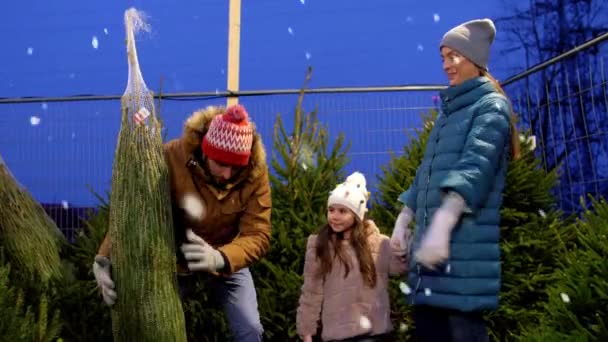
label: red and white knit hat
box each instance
[202,104,253,166]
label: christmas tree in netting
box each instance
[107,7,187,342]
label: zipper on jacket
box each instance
[411,265,423,305]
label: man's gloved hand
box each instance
[415,192,466,270]
[180,229,225,273]
[92,255,116,306]
[390,206,414,255]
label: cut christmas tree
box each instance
[107,7,186,342]
[0,154,64,284]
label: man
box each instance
[93,104,272,342]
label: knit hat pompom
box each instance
[344,171,369,200]
[224,104,248,123]
[328,171,369,221]
[201,104,254,166]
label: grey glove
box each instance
[390,206,414,255]
[92,255,116,306]
[180,229,225,273]
[415,191,466,269]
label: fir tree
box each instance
[486,138,578,341]
[251,67,351,340]
[520,198,608,342]
[52,191,113,341]
[371,111,436,341]
[0,252,62,342]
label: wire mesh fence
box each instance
[1,34,607,241]
[504,50,608,213]
[0,90,439,241]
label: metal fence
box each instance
[502,32,608,213]
[1,33,607,241]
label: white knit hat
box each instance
[328,172,370,221]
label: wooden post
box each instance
[226,0,241,106]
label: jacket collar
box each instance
[440,77,495,114]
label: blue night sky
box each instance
[0,0,526,207]
[0,0,518,96]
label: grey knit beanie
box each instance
[440,18,496,71]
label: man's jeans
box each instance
[413,305,490,342]
[179,268,264,342]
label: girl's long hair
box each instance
[314,216,377,288]
[481,70,522,160]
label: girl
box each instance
[390,18,521,342]
[297,172,409,342]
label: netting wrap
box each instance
[108,7,187,342]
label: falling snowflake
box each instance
[560,293,570,303]
[215,88,220,95]
[27,47,34,55]
[30,116,41,126]
[424,288,432,296]
[433,14,440,23]
[305,51,311,60]
[299,0,305,4]
[445,264,451,273]
[359,316,371,330]
[538,209,547,218]
[71,132,76,139]
[41,102,48,111]
[92,36,99,49]
[288,27,294,35]
[399,323,408,332]
[406,16,413,23]
[297,141,316,169]
[69,73,76,79]
[399,282,411,295]
[61,200,69,210]
[221,68,225,75]
[103,28,109,35]
[47,135,53,142]
[182,193,206,220]
[417,44,424,52]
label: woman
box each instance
[390,18,521,342]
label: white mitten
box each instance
[415,192,465,269]
[390,206,414,255]
[92,255,117,306]
[180,229,225,273]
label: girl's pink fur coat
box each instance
[296,220,408,341]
